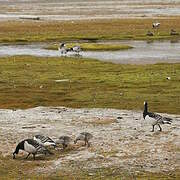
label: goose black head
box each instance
[60,43,65,48]
[13,140,25,159]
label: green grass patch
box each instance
[45,43,133,51]
[0,18,180,43]
[0,154,179,179]
[0,56,179,114]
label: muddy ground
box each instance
[0,106,179,175]
[1,0,180,21]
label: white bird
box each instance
[143,101,172,132]
[33,135,56,148]
[13,139,52,160]
[74,132,93,147]
[56,136,71,149]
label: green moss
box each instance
[0,56,179,114]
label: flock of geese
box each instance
[13,102,172,160]
[58,43,82,55]
[146,22,179,36]
[13,132,93,160]
[12,22,176,161]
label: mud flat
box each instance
[0,0,180,21]
[0,106,179,178]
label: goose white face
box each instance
[24,141,36,153]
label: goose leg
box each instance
[33,154,35,160]
[158,124,162,131]
[25,153,31,159]
[87,141,91,147]
[151,125,155,132]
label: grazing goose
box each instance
[33,135,56,148]
[170,29,179,35]
[143,101,172,132]
[56,136,71,149]
[13,139,52,160]
[146,30,154,36]
[74,132,93,147]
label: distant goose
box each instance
[143,101,172,132]
[152,22,160,29]
[33,135,56,148]
[74,132,93,147]
[13,139,52,160]
[146,30,154,36]
[70,45,82,55]
[58,43,68,54]
[170,29,179,36]
[56,136,71,149]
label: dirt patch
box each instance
[0,106,179,176]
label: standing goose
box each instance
[74,132,93,147]
[13,139,52,160]
[58,43,67,54]
[143,101,172,132]
[152,22,160,29]
[56,136,71,149]
[33,135,56,148]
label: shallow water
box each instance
[0,40,180,64]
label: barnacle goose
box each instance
[152,22,160,29]
[146,30,154,36]
[143,101,172,132]
[56,136,71,149]
[170,29,179,35]
[13,139,52,160]
[70,45,82,55]
[33,135,56,148]
[58,43,68,54]
[74,132,93,147]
